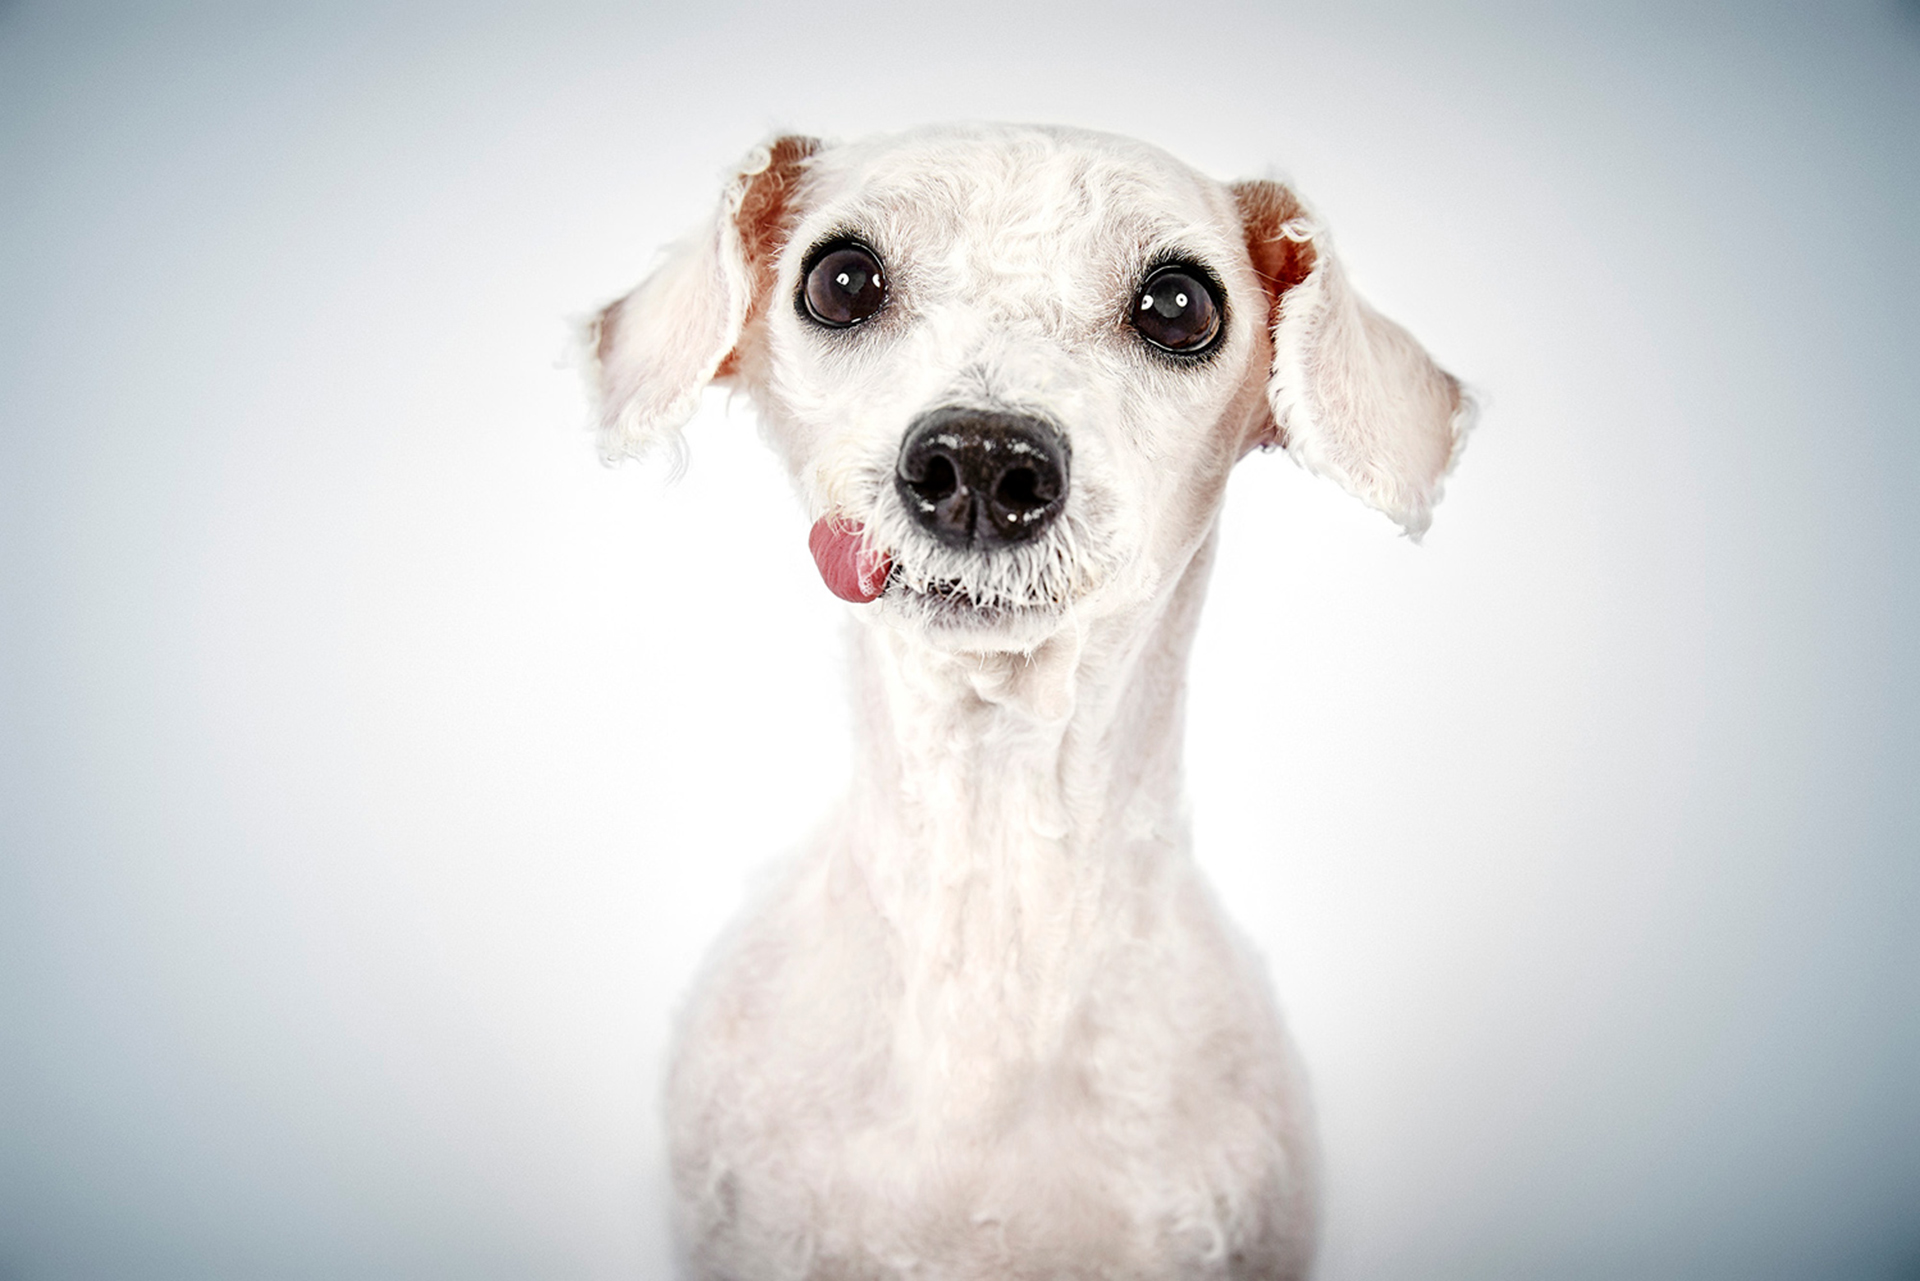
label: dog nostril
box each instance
[994,466,1049,512]
[910,454,958,501]
[987,462,1064,540]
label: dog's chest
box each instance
[667,839,1312,1279]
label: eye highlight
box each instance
[1130,263,1222,355]
[800,240,887,328]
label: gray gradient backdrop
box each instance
[2,1,1917,1278]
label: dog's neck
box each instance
[836,529,1218,1070]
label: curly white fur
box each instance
[588,123,1467,1280]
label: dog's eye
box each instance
[802,243,886,328]
[1131,265,1221,354]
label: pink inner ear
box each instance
[808,517,891,603]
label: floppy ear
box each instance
[1232,180,1471,538]
[589,134,820,463]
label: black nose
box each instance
[895,408,1070,550]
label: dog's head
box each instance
[590,124,1468,654]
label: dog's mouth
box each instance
[809,512,1082,642]
[889,575,1054,629]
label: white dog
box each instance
[590,123,1468,1281]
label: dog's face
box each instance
[592,125,1467,655]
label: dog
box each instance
[589,123,1469,1281]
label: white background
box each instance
[2,1,1915,1277]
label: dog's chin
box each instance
[879,578,1068,653]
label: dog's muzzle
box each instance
[894,408,1069,551]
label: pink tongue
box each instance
[808,517,891,603]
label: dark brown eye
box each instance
[801,243,886,328]
[1130,264,1221,354]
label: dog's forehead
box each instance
[795,126,1241,277]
